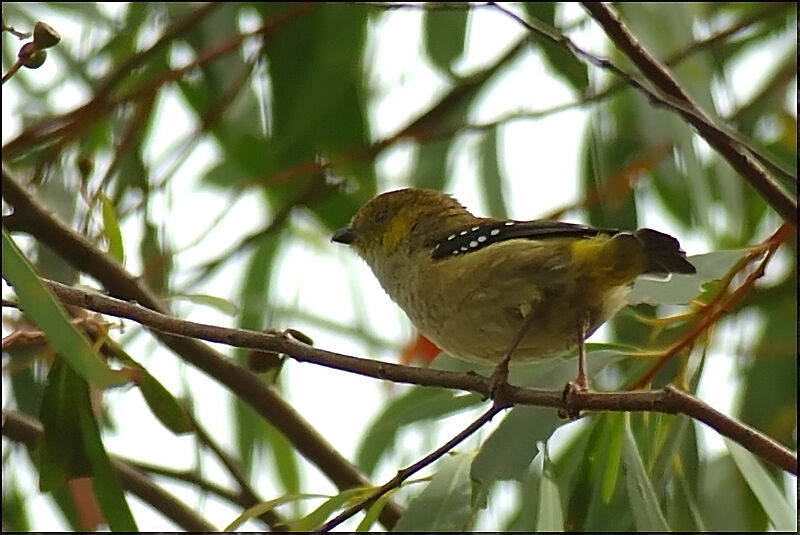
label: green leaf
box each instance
[140,219,172,296]
[471,406,562,485]
[478,126,508,218]
[264,421,301,495]
[423,4,468,74]
[355,490,395,532]
[523,3,589,92]
[288,487,367,531]
[100,193,125,263]
[622,414,670,531]
[136,371,193,435]
[77,397,138,531]
[629,250,747,305]
[38,360,137,530]
[101,342,193,435]
[536,442,564,531]
[1,473,31,531]
[38,360,91,491]
[395,452,476,531]
[724,439,795,531]
[223,493,328,532]
[2,230,126,389]
[601,413,624,503]
[356,387,482,476]
[412,136,452,192]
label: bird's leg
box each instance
[489,310,537,402]
[574,320,588,391]
[561,319,589,420]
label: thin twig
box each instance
[628,223,792,389]
[319,401,510,531]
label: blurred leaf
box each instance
[38,360,90,490]
[99,193,125,263]
[287,487,367,531]
[38,360,138,530]
[256,4,371,180]
[2,230,126,389]
[223,492,327,532]
[412,136,451,192]
[581,115,641,230]
[699,454,767,531]
[355,490,395,532]
[667,456,707,531]
[422,4,468,74]
[1,474,31,531]
[505,466,539,530]
[472,407,562,487]
[140,219,172,296]
[356,387,482,476]
[134,369,193,435]
[629,249,747,305]
[478,126,508,218]
[395,451,476,531]
[600,413,624,503]
[724,439,795,531]
[739,261,798,447]
[264,421,301,495]
[523,3,589,92]
[622,414,670,531]
[536,442,564,531]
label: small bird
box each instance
[332,188,695,391]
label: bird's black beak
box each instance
[331,227,355,245]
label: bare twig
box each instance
[319,401,510,531]
[628,222,792,389]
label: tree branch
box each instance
[489,2,796,227]
[1,166,404,530]
[2,409,217,532]
[7,277,795,476]
[578,2,796,226]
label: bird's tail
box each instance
[631,228,696,277]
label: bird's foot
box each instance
[559,379,588,421]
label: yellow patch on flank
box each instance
[570,235,647,287]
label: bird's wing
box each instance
[430,219,618,260]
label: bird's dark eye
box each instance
[373,208,390,224]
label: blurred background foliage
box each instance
[2,2,796,531]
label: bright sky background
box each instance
[2,3,795,531]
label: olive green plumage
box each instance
[333,188,695,365]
